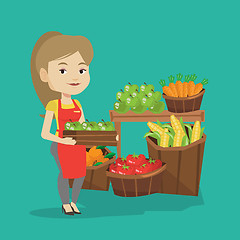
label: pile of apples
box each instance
[114,82,165,114]
[65,119,115,131]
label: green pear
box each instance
[82,122,89,130]
[116,89,130,102]
[114,101,129,113]
[149,101,165,114]
[144,83,155,94]
[152,91,162,101]
[140,84,146,92]
[132,104,147,114]
[141,95,154,108]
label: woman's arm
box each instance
[79,107,85,123]
[41,110,76,145]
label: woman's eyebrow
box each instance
[78,62,86,65]
[58,62,68,65]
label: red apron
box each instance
[57,99,86,179]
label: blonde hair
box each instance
[31,31,94,107]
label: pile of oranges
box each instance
[86,146,109,166]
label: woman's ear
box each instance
[40,68,49,83]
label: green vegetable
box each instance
[96,146,106,149]
[143,131,161,146]
[184,123,193,142]
[104,152,116,159]
[181,135,189,147]
[165,132,174,147]
[156,120,162,127]
[200,127,205,139]
[93,162,103,166]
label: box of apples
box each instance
[114,82,165,114]
[63,119,118,146]
[106,154,167,197]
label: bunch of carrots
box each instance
[159,74,208,98]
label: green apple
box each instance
[140,84,146,92]
[144,83,155,94]
[65,122,71,130]
[74,122,83,130]
[152,91,162,101]
[138,91,145,99]
[82,122,88,130]
[124,84,131,92]
[116,89,130,102]
[125,96,133,107]
[98,122,104,128]
[105,121,114,128]
[141,95,154,108]
[132,104,147,114]
[125,83,138,95]
[149,101,165,114]
[114,101,129,113]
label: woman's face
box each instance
[40,51,90,95]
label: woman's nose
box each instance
[72,78,78,81]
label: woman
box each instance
[31,31,94,215]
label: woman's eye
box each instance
[59,69,67,74]
[79,69,86,75]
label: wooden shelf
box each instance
[109,110,205,157]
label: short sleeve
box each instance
[45,100,57,112]
[75,100,82,109]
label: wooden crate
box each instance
[63,130,118,146]
[146,129,206,196]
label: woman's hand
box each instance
[61,137,76,145]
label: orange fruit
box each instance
[89,146,103,158]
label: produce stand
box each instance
[109,110,205,157]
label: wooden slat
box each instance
[75,140,117,146]
[63,130,117,136]
[67,135,117,141]
[109,110,205,123]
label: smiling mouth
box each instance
[68,83,80,86]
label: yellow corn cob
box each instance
[173,130,183,147]
[191,121,201,143]
[147,122,165,135]
[170,115,185,136]
[160,128,169,147]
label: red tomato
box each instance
[116,157,127,167]
[147,158,163,170]
[109,163,118,173]
[126,154,146,167]
[138,154,147,162]
[135,163,153,175]
[117,164,135,175]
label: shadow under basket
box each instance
[69,147,116,191]
[106,162,167,197]
[162,89,205,113]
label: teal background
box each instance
[1,0,239,239]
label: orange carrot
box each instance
[175,73,183,97]
[183,75,190,97]
[168,75,178,97]
[159,79,174,96]
[194,79,208,95]
[188,74,197,96]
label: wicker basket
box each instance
[69,147,116,191]
[146,129,206,196]
[106,162,166,197]
[162,89,205,113]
